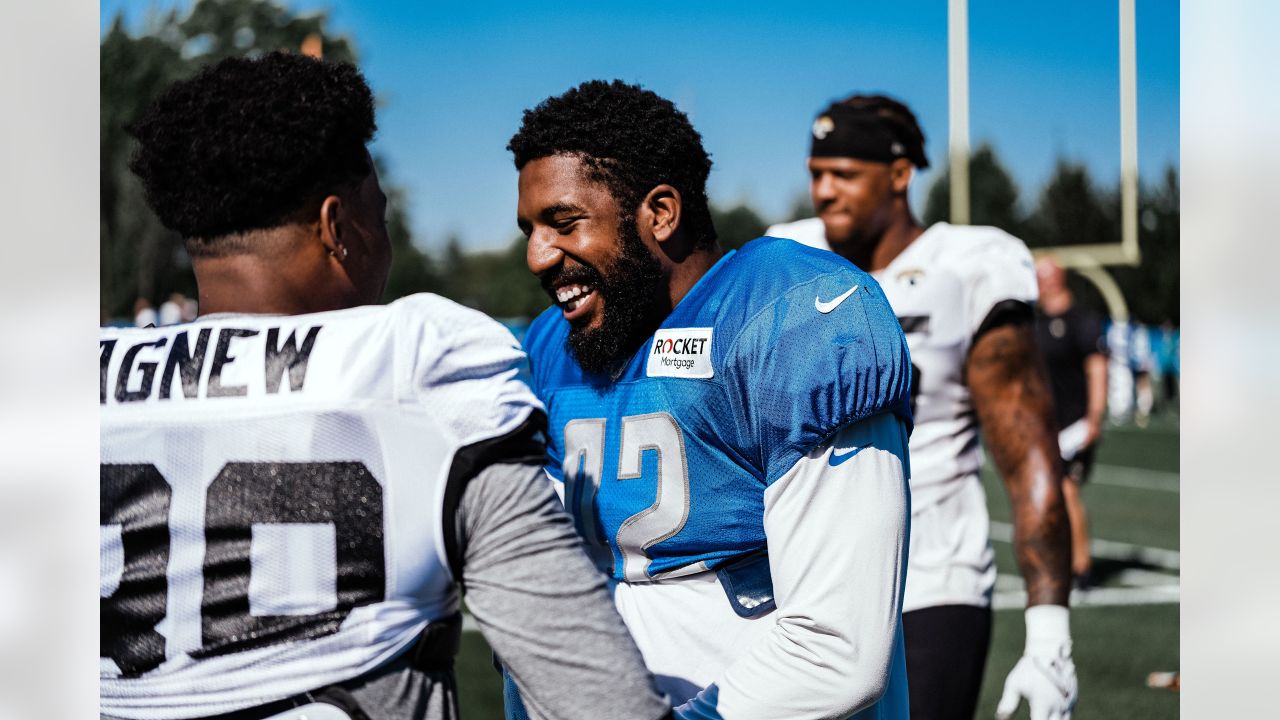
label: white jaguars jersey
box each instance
[766,219,1038,509]
[100,294,539,720]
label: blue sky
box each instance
[101,1,1179,251]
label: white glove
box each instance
[995,605,1078,720]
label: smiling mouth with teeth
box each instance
[555,283,596,313]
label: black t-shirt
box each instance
[1035,304,1105,430]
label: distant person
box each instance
[1157,321,1179,408]
[1034,257,1108,587]
[102,52,669,720]
[1105,320,1134,424]
[157,292,186,325]
[132,297,157,328]
[1131,323,1155,427]
[767,93,1077,720]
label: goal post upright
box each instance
[947,0,971,226]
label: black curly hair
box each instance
[508,80,716,248]
[829,93,929,169]
[128,51,376,251]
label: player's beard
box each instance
[560,218,665,376]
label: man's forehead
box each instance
[807,156,881,171]
[518,154,612,207]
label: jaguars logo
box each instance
[812,115,835,140]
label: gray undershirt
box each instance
[326,461,670,720]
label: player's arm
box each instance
[1084,350,1108,447]
[965,314,1078,719]
[456,456,672,720]
[967,315,1071,605]
[677,412,910,719]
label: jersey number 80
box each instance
[100,462,386,677]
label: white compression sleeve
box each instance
[680,412,911,720]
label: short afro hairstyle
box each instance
[128,51,376,246]
[508,80,716,248]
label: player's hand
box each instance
[1083,419,1102,449]
[995,606,1077,720]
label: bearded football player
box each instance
[768,94,1077,720]
[505,80,914,720]
[100,53,670,720]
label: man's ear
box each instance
[890,159,915,195]
[318,194,347,259]
[641,184,683,244]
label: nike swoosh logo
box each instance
[829,446,868,466]
[815,285,859,314]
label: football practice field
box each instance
[454,416,1181,719]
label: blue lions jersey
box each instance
[524,237,912,582]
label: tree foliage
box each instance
[922,143,1023,236]
[710,203,769,251]
[920,144,1178,325]
[439,236,550,320]
[100,0,394,319]
[1112,168,1180,325]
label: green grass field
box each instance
[455,417,1181,718]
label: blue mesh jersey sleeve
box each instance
[719,239,914,485]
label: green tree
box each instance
[710,202,768,250]
[100,16,189,319]
[177,0,355,65]
[438,236,548,320]
[1112,168,1179,324]
[922,143,1023,236]
[784,191,813,222]
[1023,160,1117,249]
[1021,161,1178,324]
[380,182,442,302]
[101,0,427,320]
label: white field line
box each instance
[1090,463,1180,493]
[995,567,1175,593]
[467,581,1182,629]
[994,583,1179,610]
[989,521,1180,571]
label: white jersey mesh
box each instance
[764,219,1038,508]
[100,294,539,719]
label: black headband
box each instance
[809,106,929,168]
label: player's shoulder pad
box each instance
[763,217,829,250]
[710,236,889,342]
[389,293,541,443]
[929,222,1036,281]
[714,238,912,483]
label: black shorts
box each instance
[1064,445,1096,485]
[902,604,993,720]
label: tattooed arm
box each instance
[966,317,1071,607]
